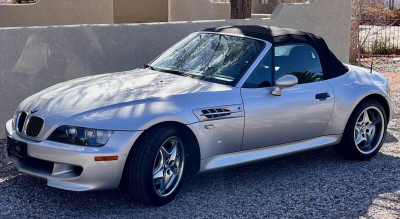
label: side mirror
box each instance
[271,75,298,96]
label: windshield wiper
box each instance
[144,64,182,75]
[164,70,204,80]
[158,69,186,76]
[155,68,198,79]
[144,63,156,70]
[145,64,202,79]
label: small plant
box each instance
[363,6,400,21]
[362,37,400,55]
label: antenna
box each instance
[370,36,375,74]
[370,55,373,73]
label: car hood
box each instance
[17,68,232,119]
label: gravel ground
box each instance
[0,73,399,218]
[357,57,400,73]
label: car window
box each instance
[274,44,323,84]
[274,45,295,56]
[151,33,265,86]
[243,50,272,88]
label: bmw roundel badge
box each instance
[31,108,39,114]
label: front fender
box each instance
[46,101,199,136]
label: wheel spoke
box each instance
[159,146,170,163]
[161,172,172,192]
[363,111,371,125]
[169,144,178,162]
[165,175,176,191]
[365,131,371,143]
[355,134,365,145]
[357,111,366,126]
[153,169,164,180]
[153,151,163,172]
[369,127,376,142]
[158,175,166,193]
[362,131,374,152]
[153,163,163,176]
[356,120,363,126]
[355,126,361,140]
[169,163,179,175]
[366,123,375,131]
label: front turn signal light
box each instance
[94,156,119,161]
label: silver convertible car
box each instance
[5,26,395,206]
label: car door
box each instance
[240,44,335,151]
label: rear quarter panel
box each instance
[324,65,389,135]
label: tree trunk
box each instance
[230,0,252,19]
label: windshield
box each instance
[150,33,265,86]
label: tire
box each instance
[334,98,387,160]
[124,125,186,206]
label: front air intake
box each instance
[17,112,27,133]
[25,116,44,137]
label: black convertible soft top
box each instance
[201,25,348,80]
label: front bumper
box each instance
[5,119,142,191]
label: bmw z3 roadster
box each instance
[5,25,395,206]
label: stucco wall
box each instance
[169,0,309,23]
[252,0,272,14]
[114,0,168,23]
[0,0,351,138]
[0,0,113,27]
[252,0,308,14]
[168,0,231,22]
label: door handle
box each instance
[316,92,330,100]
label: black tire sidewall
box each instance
[341,98,387,160]
[126,126,186,206]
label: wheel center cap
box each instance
[362,126,366,132]
[163,163,169,170]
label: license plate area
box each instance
[7,136,27,163]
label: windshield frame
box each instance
[149,32,269,87]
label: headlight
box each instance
[48,126,114,147]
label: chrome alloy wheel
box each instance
[354,106,385,154]
[152,136,185,197]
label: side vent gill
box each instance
[201,108,232,119]
[193,104,244,121]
